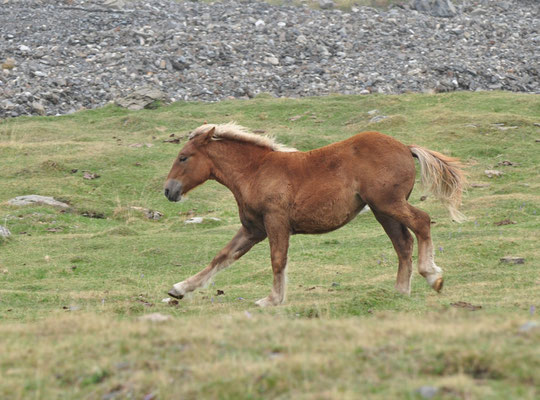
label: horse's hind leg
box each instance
[375,201,443,292]
[372,210,414,295]
[168,227,265,299]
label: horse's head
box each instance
[164,126,215,202]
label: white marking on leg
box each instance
[418,243,443,288]
[172,255,235,296]
[256,261,288,307]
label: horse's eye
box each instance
[179,155,188,163]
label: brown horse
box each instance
[164,123,465,306]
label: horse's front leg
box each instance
[255,218,290,307]
[168,227,265,299]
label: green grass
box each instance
[0,92,539,399]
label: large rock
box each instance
[115,87,170,111]
[8,195,70,208]
[411,0,457,18]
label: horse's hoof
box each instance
[255,296,284,307]
[255,297,276,307]
[433,277,444,293]
[168,289,184,300]
[395,285,411,296]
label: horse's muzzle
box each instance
[164,179,182,202]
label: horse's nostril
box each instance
[164,188,170,197]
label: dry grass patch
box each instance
[1,312,538,399]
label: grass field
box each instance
[0,92,539,399]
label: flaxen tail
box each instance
[409,145,466,222]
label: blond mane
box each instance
[189,123,297,152]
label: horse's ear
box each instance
[202,126,216,142]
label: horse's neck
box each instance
[208,141,270,199]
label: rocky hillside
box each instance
[0,0,538,117]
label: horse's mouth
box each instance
[165,192,182,202]
[164,179,183,202]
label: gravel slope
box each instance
[0,0,538,117]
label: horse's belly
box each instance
[290,193,365,234]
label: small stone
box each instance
[0,226,11,238]
[500,256,525,264]
[115,87,170,111]
[296,35,308,45]
[493,124,518,131]
[493,219,516,226]
[264,56,279,66]
[411,0,457,18]
[103,0,127,9]
[319,0,335,9]
[143,392,157,400]
[518,321,539,332]
[1,57,15,70]
[31,101,46,115]
[370,115,389,123]
[145,210,162,220]
[484,169,503,178]
[450,301,482,311]
[19,45,30,52]
[138,313,171,322]
[83,171,100,180]
[470,183,490,188]
[416,386,439,399]
[185,217,203,224]
[497,160,517,167]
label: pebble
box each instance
[0,226,11,238]
[0,0,538,118]
[416,386,439,399]
[484,169,504,178]
[518,321,539,332]
[138,313,171,322]
[185,217,204,224]
[500,256,525,264]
